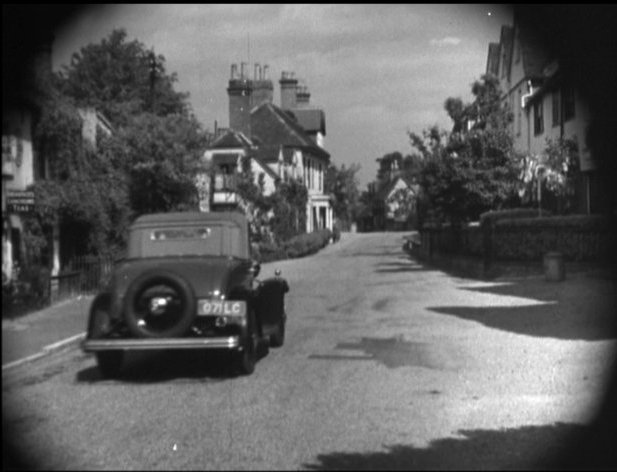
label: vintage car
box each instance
[81,211,289,378]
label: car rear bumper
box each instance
[82,336,240,351]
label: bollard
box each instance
[544,251,565,282]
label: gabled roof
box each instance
[499,25,514,81]
[288,108,326,136]
[251,154,280,181]
[250,103,330,161]
[253,144,296,165]
[210,129,254,149]
[486,43,500,77]
[518,21,552,79]
[378,175,418,201]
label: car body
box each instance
[81,211,289,377]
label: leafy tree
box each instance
[324,162,361,230]
[411,74,523,226]
[31,29,208,260]
[32,92,130,258]
[57,29,190,126]
[105,112,206,216]
[267,179,308,242]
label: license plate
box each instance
[197,300,246,316]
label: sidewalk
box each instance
[2,295,93,369]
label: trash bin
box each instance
[544,251,565,281]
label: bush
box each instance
[494,214,613,229]
[254,229,333,263]
[332,221,341,243]
[2,265,51,318]
[255,241,288,263]
[493,214,616,261]
[480,208,553,227]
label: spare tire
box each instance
[123,269,196,338]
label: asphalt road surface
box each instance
[3,232,616,469]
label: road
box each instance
[3,232,616,469]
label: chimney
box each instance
[251,62,273,108]
[295,85,310,109]
[227,62,252,137]
[279,71,298,110]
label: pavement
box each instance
[2,295,93,370]
[2,257,615,373]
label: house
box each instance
[358,154,419,231]
[487,14,598,214]
[381,175,419,231]
[200,63,333,233]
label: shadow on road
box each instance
[75,345,270,383]
[302,422,617,470]
[429,277,617,341]
[309,336,454,371]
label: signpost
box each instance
[7,190,35,213]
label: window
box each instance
[562,86,575,121]
[552,90,561,127]
[533,100,544,136]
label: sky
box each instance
[50,4,514,188]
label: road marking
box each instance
[2,332,86,372]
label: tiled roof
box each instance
[499,26,514,81]
[250,103,330,161]
[518,21,552,79]
[288,108,326,135]
[486,43,500,77]
[253,144,295,165]
[210,129,253,148]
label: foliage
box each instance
[283,229,332,259]
[267,178,308,243]
[106,112,205,216]
[57,29,191,126]
[518,137,579,214]
[479,207,552,227]
[324,162,361,230]
[410,74,523,227]
[30,29,208,260]
[32,92,131,258]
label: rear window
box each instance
[128,224,244,258]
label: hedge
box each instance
[254,229,333,263]
[420,214,615,263]
[480,207,552,226]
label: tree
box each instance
[411,74,523,226]
[104,112,206,216]
[57,29,190,126]
[33,29,208,258]
[324,162,361,230]
[32,91,131,258]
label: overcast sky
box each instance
[51,4,514,187]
